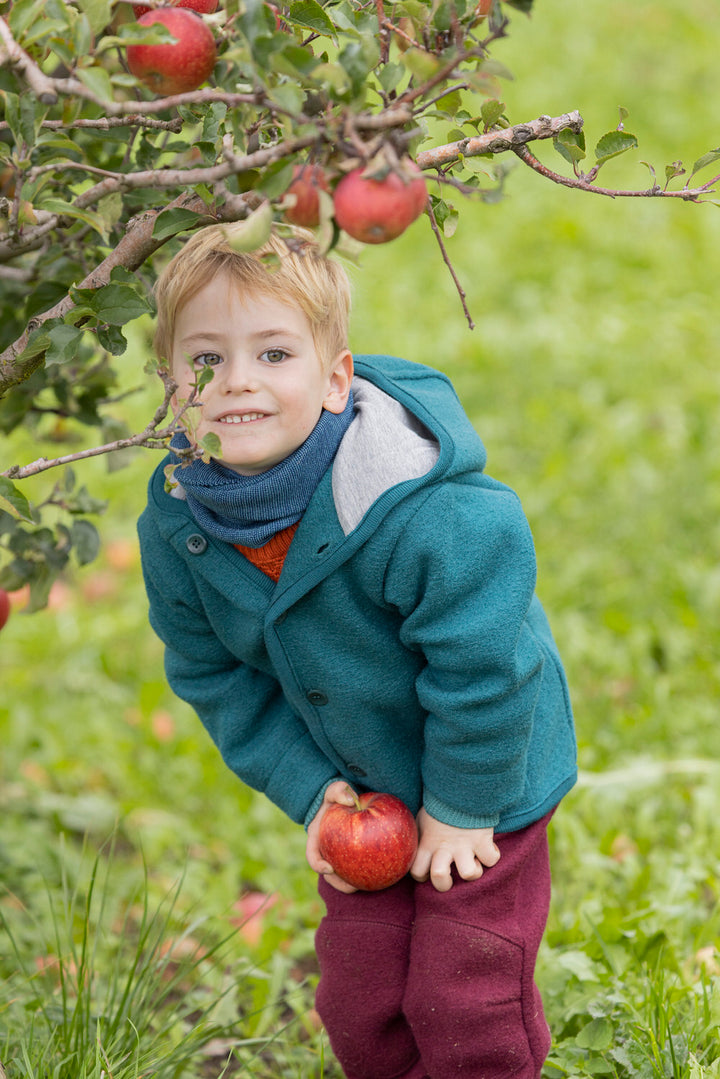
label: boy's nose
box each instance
[219,356,259,393]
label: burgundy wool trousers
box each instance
[315,810,554,1079]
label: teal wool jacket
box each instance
[138,355,577,832]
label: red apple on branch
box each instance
[132,0,219,16]
[283,164,330,227]
[0,588,10,632]
[318,789,419,891]
[333,159,428,244]
[127,8,217,96]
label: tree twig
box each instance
[0,116,185,133]
[415,112,584,169]
[426,202,474,331]
[513,144,720,201]
[2,372,182,480]
[0,16,60,104]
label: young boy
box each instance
[138,222,577,1079]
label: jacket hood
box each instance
[333,355,488,535]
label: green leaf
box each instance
[70,282,152,326]
[430,195,458,237]
[96,23,177,50]
[339,37,380,93]
[7,0,47,39]
[289,0,337,37]
[401,48,442,81]
[257,159,294,199]
[689,148,720,180]
[665,160,685,184]
[36,197,110,240]
[27,567,54,613]
[73,12,94,57]
[481,99,506,129]
[97,323,129,355]
[267,82,306,115]
[311,61,351,95]
[71,519,101,566]
[152,208,206,243]
[88,284,153,326]
[75,0,112,35]
[0,478,34,522]
[202,102,228,142]
[46,325,85,367]
[223,202,273,253]
[0,90,39,149]
[554,128,586,166]
[594,130,638,164]
[200,433,222,458]
[575,1017,614,1051]
[377,61,405,94]
[164,462,180,491]
[75,65,115,103]
[15,324,53,365]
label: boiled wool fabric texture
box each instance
[169,392,354,547]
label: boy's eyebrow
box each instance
[177,328,305,346]
[177,331,225,346]
[253,328,305,342]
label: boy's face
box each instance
[171,273,353,475]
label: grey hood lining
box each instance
[332,376,440,535]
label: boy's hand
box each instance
[410,808,500,893]
[306,781,360,894]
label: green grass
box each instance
[2,0,720,1074]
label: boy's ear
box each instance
[323,349,354,414]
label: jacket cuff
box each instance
[304,777,345,831]
[423,791,500,830]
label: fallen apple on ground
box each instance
[126,8,217,95]
[318,789,419,891]
[332,160,428,244]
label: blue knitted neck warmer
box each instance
[170,392,354,548]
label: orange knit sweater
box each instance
[234,522,299,583]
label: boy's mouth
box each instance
[216,411,267,424]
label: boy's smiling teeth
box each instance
[218,412,265,424]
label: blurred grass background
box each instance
[2,0,720,1074]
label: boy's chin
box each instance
[216,456,270,477]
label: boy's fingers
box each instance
[409,847,431,882]
[454,849,485,882]
[480,843,501,867]
[428,851,454,893]
[323,872,359,894]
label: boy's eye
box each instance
[261,348,288,364]
[193,352,223,368]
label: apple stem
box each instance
[345,786,362,811]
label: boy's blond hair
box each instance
[153,223,352,366]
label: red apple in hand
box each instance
[318,790,419,891]
[127,8,217,96]
[0,589,10,632]
[333,160,428,245]
[283,164,329,227]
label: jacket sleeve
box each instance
[382,480,546,829]
[138,512,341,827]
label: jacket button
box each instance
[186,533,208,555]
[306,690,328,706]
[347,764,367,778]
